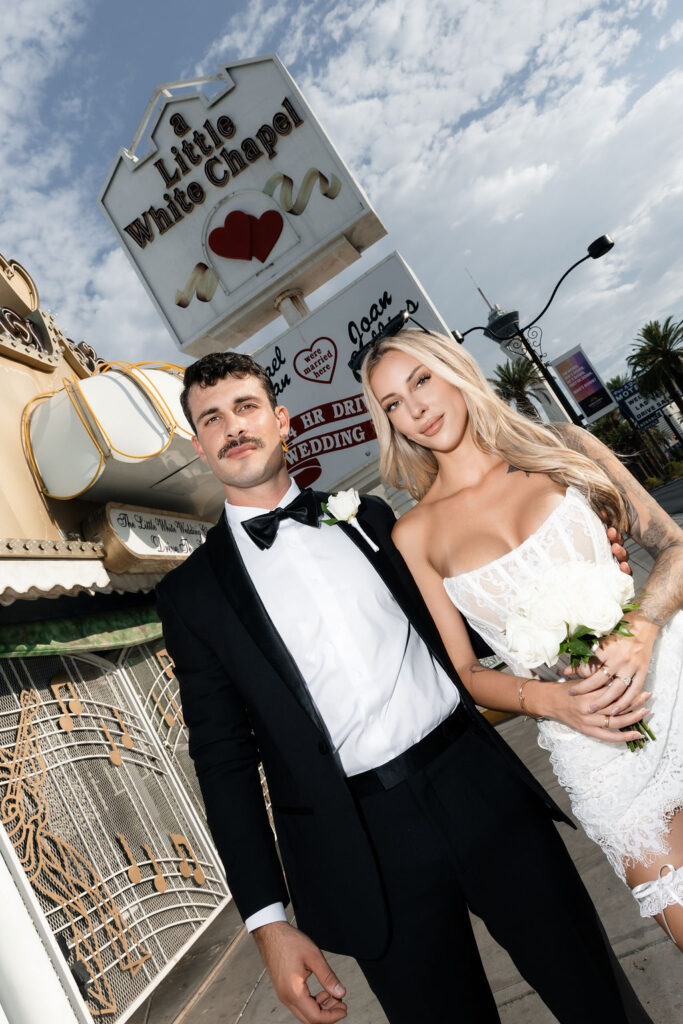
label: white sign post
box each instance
[99,56,386,355]
[252,252,450,493]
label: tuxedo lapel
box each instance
[204,514,327,731]
[342,496,474,705]
[324,497,442,647]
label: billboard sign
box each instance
[252,252,450,491]
[99,56,386,355]
[550,345,616,423]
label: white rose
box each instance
[526,590,573,633]
[573,589,624,636]
[510,571,574,629]
[561,563,628,636]
[505,612,566,669]
[560,565,592,622]
[604,562,635,605]
[555,561,594,607]
[326,488,361,522]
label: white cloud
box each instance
[468,164,558,224]
[197,0,290,72]
[658,17,683,48]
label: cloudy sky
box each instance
[2,0,682,382]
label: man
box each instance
[156,350,650,1024]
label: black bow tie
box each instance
[242,489,321,550]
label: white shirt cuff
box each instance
[244,902,288,932]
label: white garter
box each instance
[631,864,683,919]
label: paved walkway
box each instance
[132,514,683,1024]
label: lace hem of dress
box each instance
[540,724,683,881]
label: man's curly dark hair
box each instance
[180,351,277,431]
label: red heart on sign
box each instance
[294,337,337,385]
[208,210,253,261]
[208,210,284,262]
[253,210,284,262]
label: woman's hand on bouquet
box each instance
[527,675,651,743]
[561,612,659,712]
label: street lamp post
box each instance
[454,235,615,426]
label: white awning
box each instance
[0,559,165,606]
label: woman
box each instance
[361,327,683,947]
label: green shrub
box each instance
[663,460,683,481]
[643,476,664,490]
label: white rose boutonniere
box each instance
[322,489,379,552]
[323,489,361,523]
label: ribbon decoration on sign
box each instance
[263,168,342,215]
[175,262,220,308]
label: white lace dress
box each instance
[444,486,683,906]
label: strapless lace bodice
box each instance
[443,486,614,675]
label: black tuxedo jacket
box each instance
[156,492,570,958]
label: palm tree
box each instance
[606,373,630,391]
[488,358,546,420]
[627,316,683,418]
[590,410,668,480]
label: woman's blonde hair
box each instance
[361,328,628,530]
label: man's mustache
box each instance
[217,435,266,460]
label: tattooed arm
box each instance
[557,425,683,710]
[559,425,683,624]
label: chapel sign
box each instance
[99,55,386,355]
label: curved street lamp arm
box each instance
[519,253,590,333]
[455,256,591,342]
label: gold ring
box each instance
[603,715,610,729]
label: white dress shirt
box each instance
[224,481,459,931]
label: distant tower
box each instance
[465,270,520,354]
[465,269,571,422]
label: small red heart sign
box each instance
[208,210,284,263]
[294,337,337,385]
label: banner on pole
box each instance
[550,345,615,423]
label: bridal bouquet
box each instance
[505,560,654,749]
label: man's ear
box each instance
[192,434,208,465]
[275,404,290,440]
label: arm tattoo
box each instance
[468,661,488,674]
[561,427,683,626]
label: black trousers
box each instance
[354,726,652,1024]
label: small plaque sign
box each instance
[84,503,214,573]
